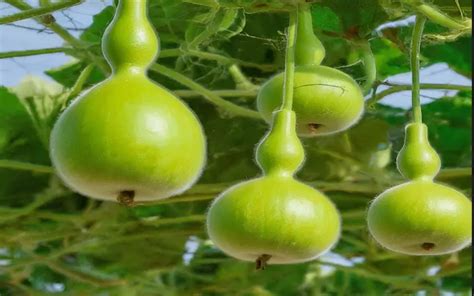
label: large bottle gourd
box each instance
[50,0,206,204]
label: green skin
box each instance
[50,0,206,202]
[368,123,472,255]
[207,176,341,264]
[257,5,364,137]
[367,181,472,256]
[50,73,206,201]
[207,110,341,264]
[295,4,325,67]
[397,123,441,180]
[257,66,365,137]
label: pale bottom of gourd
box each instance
[225,249,334,269]
[380,240,472,256]
[56,172,198,206]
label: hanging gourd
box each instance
[207,8,341,269]
[257,4,365,137]
[50,0,206,205]
[367,16,472,255]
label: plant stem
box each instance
[411,15,426,124]
[150,64,261,119]
[145,215,206,226]
[436,167,472,179]
[281,9,298,111]
[5,0,78,46]
[359,41,377,95]
[411,2,471,30]
[0,47,71,59]
[366,83,471,106]
[159,48,275,71]
[68,64,94,98]
[4,0,109,75]
[0,159,54,174]
[46,260,126,287]
[134,194,215,206]
[174,89,258,99]
[228,64,258,90]
[0,0,82,24]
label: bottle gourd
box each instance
[367,123,472,255]
[207,9,341,269]
[257,4,365,137]
[50,0,206,204]
[367,16,471,255]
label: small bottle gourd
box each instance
[50,0,206,204]
[207,10,341,269]
[367,16,471,255]
[257,4,365,137]
[367,123,472,255]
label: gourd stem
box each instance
[360,41,377,95]
[0,0,82,25]
[410,15,426,124]
[411,2,470,31]
[281,9,298,111]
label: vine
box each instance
[0,0,82,25]
[410,15,427,123]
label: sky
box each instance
[0,1,471,109]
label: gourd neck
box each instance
[102,0,159,74]
[256,11,304,178]
[119,0,147,15]
[256,110,305,178]
[295,4,325,66]
[396,123,441,181]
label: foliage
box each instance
[0,0,471,295]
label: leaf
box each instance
[422,36,472,76]
[80,6,115,45]
[318,0,389,37]
[0,87,31,153]
[0,87,50,207]
[46,60,105,88]
[185,8,241,48]
[313,5,343,33]
[372,37,410,79]
[423,93,472,167]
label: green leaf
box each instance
[372,37,410,79]
[80,6,115,45]
[423,93,472,167]
[313,5,343,33]
[319,0,389,37]
[422,36,472,76]
[46,61,105,88]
